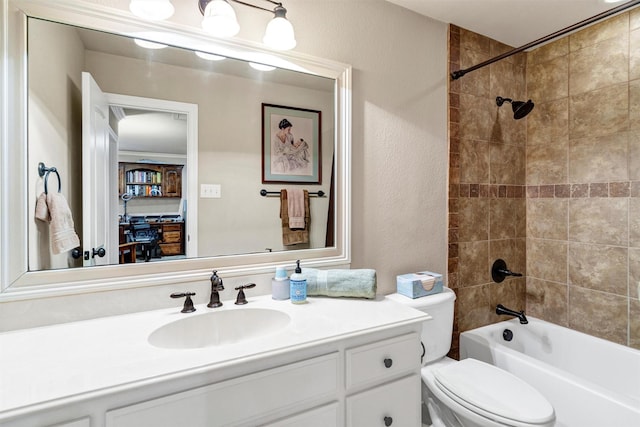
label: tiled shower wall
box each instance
[448,25,528,358]
[525,9,640,348]
[448,8,640,353]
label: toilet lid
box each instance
[433,358,554,425]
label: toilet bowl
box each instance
[387,290,555,427]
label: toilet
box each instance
[388,289,555,427]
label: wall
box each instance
[28,19,84,270]
[447,25,527,357]
[450,8,640,351]
[0,0,448,331]
[85,50,334,255]
[525,9,640,348]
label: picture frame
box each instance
[262,103,321,184]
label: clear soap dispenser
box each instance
[290,260,307,304]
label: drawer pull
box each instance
[383,358,393,368]
[384,416,393,426]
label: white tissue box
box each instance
[396,271,443,299]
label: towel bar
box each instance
[260,189,325,197]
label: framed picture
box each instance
[262,103,321,184]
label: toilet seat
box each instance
[432,358,555,426]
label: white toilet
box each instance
[388,289,555,427]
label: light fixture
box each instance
[134,38,168,49]
[249,62,275,71]
[129,0,175,21]
[198,0,296,50]
[195,51,226,61]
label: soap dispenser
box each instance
[290,260,307,304]
[272,266,290,300]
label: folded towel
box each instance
[280,189,310,246]
[301,268,377,299]
[35,192,81,254]
[287,187,306,229]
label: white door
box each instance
[82,72,114,266]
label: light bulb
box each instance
[129,0,175,21]
[201,0,240,37]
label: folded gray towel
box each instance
[301,268,377,299]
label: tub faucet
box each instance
[207,270,224,308]
[496,304,528,324]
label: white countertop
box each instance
[0,294,427,418]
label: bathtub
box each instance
[459,317,640,427]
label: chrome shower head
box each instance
[496,96,534,120]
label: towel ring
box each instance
[38,162,62,194]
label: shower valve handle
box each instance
[491,259,522,283]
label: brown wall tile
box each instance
[526,277,568,326]
[460,93,496,141]
[630,299,640,350]
[630,28,640,80]
[631,81,640,131]
[568,242,628,295]
[627,248,640,299]
[568,286,628,345]
[569,35,629,95]
[527,98,569,145]
[526,199,568,240]
[458,198,489,242]
[458,241,490,287]
[527,143,568,185]
[568,131,629,183]
[627,197,640,247]
[569,13,629,51]
[569,198,628,245]
[527,55,569,102]
[490,143,525,184]
[527,37,568,66]
[460,139,489,183]
[569,83,629,139]
[456,284,493,331]
[527,238,567,283]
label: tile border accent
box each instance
[526,181,640,198]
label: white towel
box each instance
[35,192,81,254]
[286,188,306,229]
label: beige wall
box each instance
[28,19,84,270]
[449,8,640,352]
[85,50,334,255]
[0,0,449,331]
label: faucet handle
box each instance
[171,292,196,313]
[210,270,224,290]
[234,283,256,305]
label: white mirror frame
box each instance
[0,0,351,301]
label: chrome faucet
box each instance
[496,304,528,324]
[207,270,224,308]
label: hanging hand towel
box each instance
[280,189,310,246]
[287,187,306,229]
[35,191,81,254]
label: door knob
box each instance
[92,247,106,258]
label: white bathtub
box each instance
[460,317,640,427]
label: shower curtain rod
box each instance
[450,0,640,80]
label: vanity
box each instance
[0,295,429,427]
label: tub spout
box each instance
[496,304,528,324]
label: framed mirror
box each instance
[0,0,351,299]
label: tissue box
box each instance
[396,271,443,299]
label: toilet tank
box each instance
[387,287,456,364]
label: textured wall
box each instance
[449,7,640,352]
[525,9,640,348]
[448,25,528,357]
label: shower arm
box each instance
[451,0,640,80]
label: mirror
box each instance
[0,0,350,297]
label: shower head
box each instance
[496,96,534,120]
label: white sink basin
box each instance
[148,308,291,349]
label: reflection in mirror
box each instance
[27,17,336,272]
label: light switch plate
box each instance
[201,184,221,198]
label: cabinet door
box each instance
[346,375,420,427]
[262,403,339,427]
[163,166,182,197]
[106,353,338,427]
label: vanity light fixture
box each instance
[129,0,175,21]
[199,0,297,51]
[195,51,226,61]
[134,38,168,49]
[249,62,275,71]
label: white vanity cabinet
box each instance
[0,297,427,427]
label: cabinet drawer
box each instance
[346,375,420,427]
[346,333,419,390]
[106,353,338,427]
[262,402,339,427]
[162,224,182,232]
[159,243,182,255]
[162,231,181,243]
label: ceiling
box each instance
[386,0,632,47]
